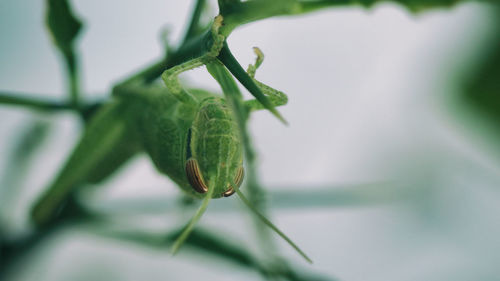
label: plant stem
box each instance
[62,47,81,110]
[0,92,74,111]
[0,91,104,123]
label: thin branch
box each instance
[63,50,81,109]
[0,91,104,121]
[115,59,169,86]
[0,92,74,111]
[83,182,402,215]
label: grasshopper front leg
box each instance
[161,15,225,105]
[244,47,288,111]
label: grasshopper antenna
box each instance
[233,184,313,264]
[171,179,215,254]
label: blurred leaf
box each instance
[45,0,83,106]
[46,0,82,60]
[0,205,93,279]
[84,182,402,216]
[322,0,495,11]
[0,119,53,276]
[181,0,208,44]
[6,121,51,165]
[462,9,500,138]
[0,120,52,217]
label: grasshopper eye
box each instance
[223,166,244,197]
[186,158,208,193]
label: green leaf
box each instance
[0,120,51,231]
[45,0,83,107]
[181,0,208,44]
[460,9,500,141]
[46,0,82,57]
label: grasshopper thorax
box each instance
[185,97,244,198]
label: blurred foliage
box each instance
[46,0,83,107]
[45,0,82,56]
[353,0,493,10]
[1,0,500,280]
[96,225,336,281]
[217,0,498,36]
[1,121,51,189]
[0,120,51,230]
[462,8,500,139]
[82,182,402,216]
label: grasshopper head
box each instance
[185,97,244,198]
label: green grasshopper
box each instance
[31,15,311,263]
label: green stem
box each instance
[0,91,103,118]
[117,59,169,86]
[0,92,74,111]
[63,49,80,110]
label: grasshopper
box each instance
[31,15,310,262]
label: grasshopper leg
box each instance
[244,47,288,111]
[161,15,225,105]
